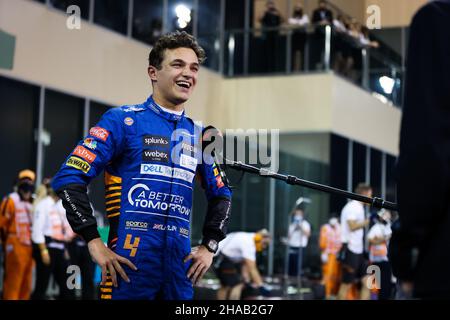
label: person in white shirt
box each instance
[31,181,75,300]
[288,4,309,71]
[368,209,393,300]
[337,183,371,300]
[214,230,271,300]
[287,208,311,277]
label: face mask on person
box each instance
[18,182,35,194]
[294,9,303,17]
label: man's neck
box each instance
[152,94,185,113]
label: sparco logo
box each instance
[125,221,148,230]
[142,150,169,162]
[143,135,169,147]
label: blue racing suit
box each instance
[52,95,232,300]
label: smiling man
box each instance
[52,31,232,300]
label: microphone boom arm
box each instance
[226,160,397,211]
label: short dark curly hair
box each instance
[149,31,206,69]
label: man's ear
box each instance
[148,66,158,81]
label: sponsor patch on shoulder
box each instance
[216,175,225,188]
[83,138,97,150]
[124,117,134,126]
[73,146,97,163]
[89,127,109,142]
[66,156,91,173]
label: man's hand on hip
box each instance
[87,238,137,287]
[184,245,214,285]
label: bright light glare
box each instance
[175,4,191,29]
[379,76,395,94]
[177,18,187,29]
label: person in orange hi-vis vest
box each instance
[0,169,36,300]
[319,217,342,299]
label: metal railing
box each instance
[214,24,405,107]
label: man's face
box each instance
[17,180,34,201]
[259,236,271,251]
[149,47,199,106]
[320,1,326,8]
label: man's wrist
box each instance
[201,238,219,253]
[79,225,101,243]
[41,248,49,255]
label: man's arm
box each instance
[347,219,369,232]
[0,197,14,244]
[185,149,232,284]
[51,107,136,286]
[243,259,263,287]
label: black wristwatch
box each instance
[202,239,218,254]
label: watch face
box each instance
[208,240,218,251]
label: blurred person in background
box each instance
[288,4,309,71]
[287,208,311,278]
[367,209,393,300]
[319,216,342,299]
[214,230,271,300]
[338,183,371,300]
[0,170,35,300]
[312,0,333,25]
[390,0,450,299]
[260,0,284,72]
[31,179,75,300]
[359,26,379,49]
[311,0,334,70]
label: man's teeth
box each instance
[176,81,190,88]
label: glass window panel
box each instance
[352,141,366,190]
[273,133,330,276]
[370,147,382,198]
[386,154,397,203]
[50,0,90,20]
[132,0,163,45]
[225,0,246,30]
[198,0,221,71]
[0,76,39,197]
[94,0,129,35]
[329,134,348,214]
[224,31,244,76]
[43,89,84,179]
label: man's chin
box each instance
[173,93,190,104]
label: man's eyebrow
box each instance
[170,59,199,67]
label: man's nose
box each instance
[181,66,194,78]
